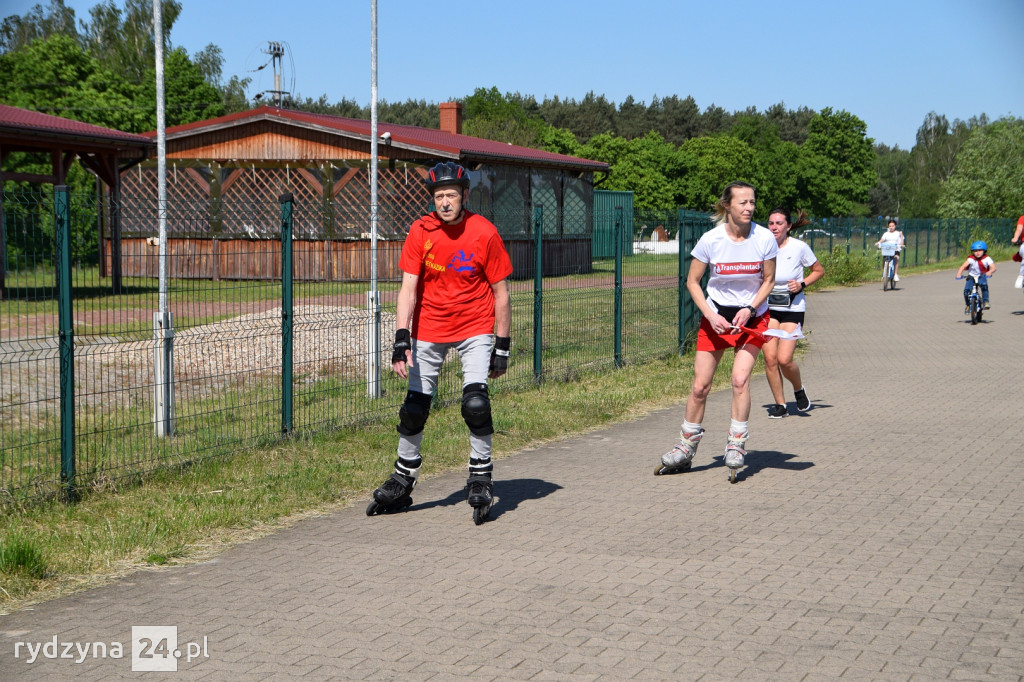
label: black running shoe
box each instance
[794,387,811,412]
[767,403,788,419]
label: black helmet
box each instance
[425,162,470,192]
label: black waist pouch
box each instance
[709,300,743,321]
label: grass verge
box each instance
[0,351,730,613]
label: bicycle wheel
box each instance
[882,258,890,291]
[970,295,980,325]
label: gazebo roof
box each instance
[0,103,154,185]
[150,105,609,173]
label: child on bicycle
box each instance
[956,240,997,311]
[875,220,904,281]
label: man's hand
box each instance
[489,336,511,378]
[392,329,412,377]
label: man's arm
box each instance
[396,271,419,331]
[392,272,419,378]
[490,279,511,337]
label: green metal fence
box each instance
[0,187,1014,505]
[798,216,1014,264]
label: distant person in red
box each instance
[1012,214,1024,289]
[367,162,513,523]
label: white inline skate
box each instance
[654,428,704,476]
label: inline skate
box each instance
[724,434,747,484]
[654,428,704,475]
[466,474,494,525]
[366,472,415,516]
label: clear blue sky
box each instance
[6,0,1023,149]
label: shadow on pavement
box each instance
[406,478,563,521]
[681,451,814,483]
[729,450,815,483]
[760,403,833,417]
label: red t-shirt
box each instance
[399,210,513,343]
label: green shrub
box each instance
[816,245,873,287]
[0,534,48,579]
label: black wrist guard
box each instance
[392,329,411,364]
[489,336,511,373]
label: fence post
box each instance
[533,205,543,383]
[914,225,919,267]
[613,206,623,368]
[0,193,7,301]
[280,192,294,434]
[677,211,689,354]
[55,185,77,501]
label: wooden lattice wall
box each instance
[114,160,595,280]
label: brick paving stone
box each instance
[2,268,1023,680]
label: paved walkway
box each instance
[3,268,1023,680]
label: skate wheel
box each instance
[473,505,489,525]
[729,468,737,483]
[654,461,691,476]
[365,500,380,516]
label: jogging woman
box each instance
[763,208,824,418]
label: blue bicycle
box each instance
[956,274,988,325]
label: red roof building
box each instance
[115,103,609,279]
[126,105,601,229]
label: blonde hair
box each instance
[712,181,756,225]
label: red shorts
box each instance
[696,311,770,352]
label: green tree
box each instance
[652,95,701,146]
[138,46,224,128]
[81,0,181,83]
[901,112,982,217]
[539,126,582,156]
[462,87,544,147]
[728,114,799,215]
[763,102,814,145]
[578,132,678,209]
[868,143,911,218]
[675,135,762,212]
[573,91,617,140]
[796,107,874,216]
[0,32,144,131]
[937,117,1024,218]
[615,95,652,139]
[0,0,77,53]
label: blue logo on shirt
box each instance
[448,250,476,273]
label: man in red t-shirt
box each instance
[367,162,512,523]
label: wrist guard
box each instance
[392,329,411,365]
[489,336,511,373]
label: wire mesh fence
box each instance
[0,186,1014,505]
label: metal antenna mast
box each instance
[261,41,288,106]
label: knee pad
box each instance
[397,390,432,436]
[461,382,493,436]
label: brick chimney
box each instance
[439,101,463,135]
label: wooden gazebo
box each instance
[116,103,609,280]
[0,103,154,295]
